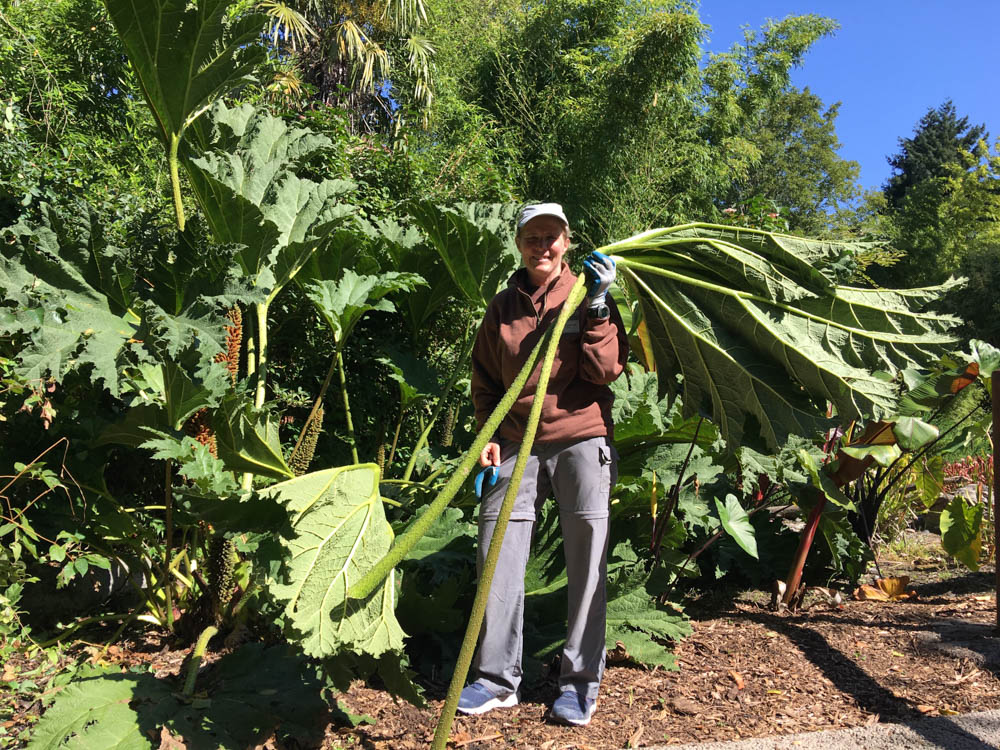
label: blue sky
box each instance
[699,1,998,192]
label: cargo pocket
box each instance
[598,444,613,496]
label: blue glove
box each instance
[474,466,498,499]
[583,251,616,306]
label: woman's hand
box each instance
[480,441,501,467]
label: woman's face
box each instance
[516,215,569,287]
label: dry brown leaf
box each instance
[916,705,936,714]
[449,730,472,745]
[853,576,917,601]
[540,741,556,750]
[158,726,187,750]
[729,670,745,690]
[865,713,880,725]
[628,722,644,748]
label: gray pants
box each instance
[474,436,616,701]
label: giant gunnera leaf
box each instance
[264,465,405,658]
[605,223,960,450]
[0,203,139,396]
[28,645,327,750]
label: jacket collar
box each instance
[509,262,573,295]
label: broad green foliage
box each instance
[102,0,265,150]
[940,496,983,571]
[407,201,520,307]
[605,565,692,670]
[28,645,328,749]
[606,223,960,449]
[213,394,294,479]
[0,203,139,396]
[714,494,758,559]
[185,103,357,301]
[306,270,425,349]
[265,465,405,658]
[27,675,144,750]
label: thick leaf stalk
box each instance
[183,625,218,698]
[169,133,185,231]
[431,274,587,750]
[348,281,583,602]
[337,350,360,464]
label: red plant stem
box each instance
[992,370,999,631]
[782,491,827,605]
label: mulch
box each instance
[335,556,1000,749]
[6,542,1000,750]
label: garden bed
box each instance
[4,533,1000,750]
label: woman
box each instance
[458,203,628,726]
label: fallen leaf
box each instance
[766,690,784,695]
[866,713,880,726]
[853,576,917,601]
[540,741,555,750]
[974,595,994,602]
[628,722,644,748]
[940,708,960,716]
[158,727,187,749]
[729,670,745,690]
[916,705,936,714]
[891,651,904,658]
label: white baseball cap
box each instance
[517,202,569,231]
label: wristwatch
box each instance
[587,303,610,320]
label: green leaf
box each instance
[714,494,758,559]
[609,223,960,449]
[213,395,293,480]
[264,465,406,658]
[375,217,457,338]
[93,404,169,448]
[102,0,265,149]
[604,567,692,669]
[0,203,139,396]
[377,347,440,411]
[968,339,1000,382]
[150,644,329,746]
[940,496,983,571]
[305,270,424,349]
[915,456,945,509]
[406,202,520,308]
[26,674,147,750]
[30,646,328,750]
[797,449,856,509]
[175,489,287,534]
[891,416,939,452]
[840,443,902,467]
[184,103,357,300]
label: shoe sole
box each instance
[456,692,518,715]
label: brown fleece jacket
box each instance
[471,263,628,444]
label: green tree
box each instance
[267,0,436,133]
[720,88,860,235]
[884,100,986,210]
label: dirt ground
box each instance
[335,533,1000,749]
[5,532,1000,750]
